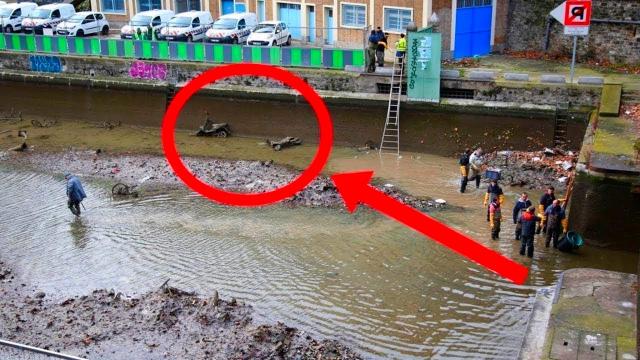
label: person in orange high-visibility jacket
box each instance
[484,179,505,222]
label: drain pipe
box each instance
[543,15,554,52]
[0,339,87,360]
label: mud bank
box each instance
[0,261,360,359]
[1,150,444,210]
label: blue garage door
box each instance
[454,0,492,59]
[221,0,234,14]
[278,3,301,39]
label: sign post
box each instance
[550,0,592,83]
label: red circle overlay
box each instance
[161,64,334,207]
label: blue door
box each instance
[324,7,334,45]
[221,0,234,15]
[278,3,301,39]
[454,0,492,59]
[306,6,315,42]
[257,0,265,21]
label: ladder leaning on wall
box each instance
[379,56,405,155]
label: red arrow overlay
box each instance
[331,171,529,285]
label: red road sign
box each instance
[564,0,592,26]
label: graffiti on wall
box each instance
[129,60,167,80]
[29,55,62,73]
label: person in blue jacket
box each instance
[513,192,532,240]
[65,172,86,216]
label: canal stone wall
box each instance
[0,51,602,108]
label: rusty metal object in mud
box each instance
[267,137,302,151]
[112,183,139,197]
[195,123,231,138]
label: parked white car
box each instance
[22,3,75,34]
[120,9,174,39]
[205,12,256,44]
[159,11,213,42]
[57,11,109,36]
[0,2,37,33]
[0,2,6,6]
[247,21,291,46]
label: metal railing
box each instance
[0,339,87,360]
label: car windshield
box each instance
[168,16,190,27]
[29,9,51,19]
[130,14,151,26]
[67,14,85,23]
[0,8,13,17]
[212,18,235,29]
[254,24,274,33]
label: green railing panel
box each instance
[332,50,344,69]
[74,37,84,54]
[107,39,117,56]
[42,36,53,52]
[57,37,68,53]
[0,35,5,50]
[231,45,242,63]
[269,47,280,65]
[193,43,204,61]
[290,48,302,66]
[91,39,100,55]
[176,43,187,60]
[352,50,364,66]
[11,35,21,51]
[213,45,224,62]
[26,36,36,52]
[310,48,322,67]
[124,40,134,58]
[141,41,152,58]
[157,41,169,59]
[250,47,261,63]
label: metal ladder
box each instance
[379,55,405,155]
[553,102,570,148]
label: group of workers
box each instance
[459,147,568,258]
[366,28,407,73]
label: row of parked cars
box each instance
[0,1,291,46]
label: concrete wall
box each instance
[506,0,640,65]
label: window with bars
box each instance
[457,0,491,8]
[175,0,200,13]
[383,7,412,33]
[102,0,125,13]
[138,0,162,12]
[341,3,365,27]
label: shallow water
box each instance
[0,163,636,359]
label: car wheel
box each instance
[217,130,228,138]
[4,25,12,33]
[285,36,291,46]
[232,37,238,45]
[270,41,275,47]
[274,144,282,151]
[187,35,193,43]
[76,29,84,37]
[101,26,109,36]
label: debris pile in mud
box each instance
[0,261,361,359]
[7,150,445,211]
[485,148,577,191]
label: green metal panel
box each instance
[352,50,364,66]
[269,47,280,65]
[407,31,441,103]
[142,41,152,58]
[57,37,68,53]
[157,41,169,59]
[42,36,53,52]
[290,48,301,66]
[231,45,242,62]
[11,35,20,51]
[124,40,134,58]
[193,43,204,61]
[213,45,224,62]
[91,39,101,55]
[26,35,36,52]
[331,50,343,69]
[310,48,322,67]
[177,43,187,60]
[251,47,261,63]
[108,39,118,56]
[74,37,84,54]
[0,35,4,50]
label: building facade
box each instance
[90,0,509,58]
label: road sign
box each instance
[564,26,589,36]
[564,0,591,26]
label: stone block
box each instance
[541,74,566,84]
[468,70,497,81]
[441,69,460,79]
[550,327,580,359]
[577,76,604,85]
[344,65,364,73]
[504,72,529,81]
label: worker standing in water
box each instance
[65,172,86,216]
[458,148,471,193]
[518,207,540,258]
[489,197,502,240]
[513,192,532,241]
[484,179,504,222]
[537,186,556,234]
[468,147,484,189]
[544,199,566,248]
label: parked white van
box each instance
[0,2,6,7]
[120,9,174,39]
[21,3,75,34]
[0,2,37,33]
[247,21,291,47]
[159,11,213,42]
[56,11,109,36]
[205,12,257,44]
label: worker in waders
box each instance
[366,30,379,73]
[459,148,471,193]
[518,207,540,258]
[484,179,504,222]
[468,147,485,189]
[537,186,556,234]
[65,172,86,216]
[513,192,532,241]
[489,197,502,240]
[544,200,566,248]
